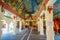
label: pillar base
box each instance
[0,29,2,40]
[46,30,54,40]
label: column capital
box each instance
[46,0,56,6]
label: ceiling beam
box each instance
[37,0,49,17]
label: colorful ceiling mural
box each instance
[0,0,43,20]
[0,0,60,20]
[2,0,42,13]
[53,0,60,16]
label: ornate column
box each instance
[40,16,44,35]
[4,10,13,33]
[13,19,17,34]
[0,15,2,40]
[4,21,9,33]
[0,5,2,40]
[19,19,22,31]
[13,16,17,34]
[5,19,9,32]
[37,18,40,32]
[45,5,54,40]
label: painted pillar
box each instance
[6,21,11,32]
[0,15,2,40]
[5,21,9,32]
[13,19,17,34]
[45,5,54,40]
[0,5,2,40]
[5,20,9,32]
[37,18,40,32]
[19,19,22,31]
[6,23,9,32]
[40,16,44,35]
[4,14,12,32]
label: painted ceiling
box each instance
[0,0,60,20]
[53,0,60,16]
[2,0,42,13]
[0,0,43,19]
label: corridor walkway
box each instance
[29,30,46,40]
[1,28,29,40]
[1,28,46,40]
[1,28,60,40]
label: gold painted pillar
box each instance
[45,5,54,40]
